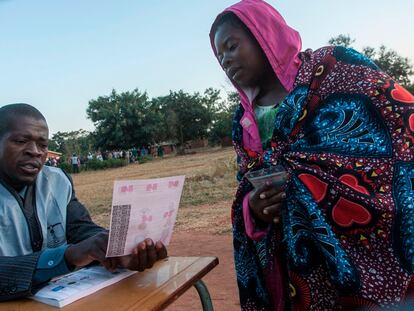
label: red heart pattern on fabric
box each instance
[339,174,369,195]
[391,84,414,103]
[409,113,414,132]
[332,197,372,227]
[298,173,328,203]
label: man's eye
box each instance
[14,140,26,144]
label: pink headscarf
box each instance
[209,0,302,153]
[210,0,302,93]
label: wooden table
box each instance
[2,256,219,311]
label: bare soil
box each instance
[166,232,240,311]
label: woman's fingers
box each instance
[258,184,285,200]
[266,191,286,204]
[263,203,282,217]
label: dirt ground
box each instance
[166,232,240,311]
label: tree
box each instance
[208,91,239,145]
[328,34,355,48]
[87,89,159,150]
[153,89,217,151]
[50,130,94,157]
[362,45,413,86]
[328,34,413,87]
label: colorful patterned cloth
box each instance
[231,46,414,310]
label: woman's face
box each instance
[214,22,269,88]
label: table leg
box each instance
[194,280,214,311]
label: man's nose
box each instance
[25,142,42,156]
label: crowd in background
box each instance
[44,144,173,172]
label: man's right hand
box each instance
[64,231,109,268]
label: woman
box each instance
[210,0,414,310]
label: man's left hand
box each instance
[103,239,168,272]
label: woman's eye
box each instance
[229,43,238,51]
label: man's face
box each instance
[214,22,268,88]
[0,116,49,190]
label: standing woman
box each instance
[210,0,414,310]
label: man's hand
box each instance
[115,239,168,271]
[64,231,109,267]
[64,232,168,272]
[248,182,286,224]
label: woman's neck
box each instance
[254,74,288,107]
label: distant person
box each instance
[157,145,164,158]
[70,153,79,173]
[210,0,414,309]
[0,103,168,301]
[96,152,103,161]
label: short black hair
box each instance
[0,103,46,138]
[211,12,251,38]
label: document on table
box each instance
[106,175,185,257]
[31,266,136,308]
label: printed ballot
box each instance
[106,175,185,257]
[31,266,136,308]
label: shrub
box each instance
[58,162,72,173]
[58,159,128,173]
[84,159,127,171]
[137,155,153,164]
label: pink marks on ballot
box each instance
[144,180,179,192]
[163,209,174,219]
[168,180,179,188]
[120,185,133,193]
[138,209,153,230]
[146,183,158,192]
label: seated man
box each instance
[0,103,167,301]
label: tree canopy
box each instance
[86,89,158,150]
[82,88,225,152]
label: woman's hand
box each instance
[248,183,286,224]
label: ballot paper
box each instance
[106,175,185,257]
[31,266,136,308]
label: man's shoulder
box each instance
[38,166,72,191]
[40,165,67,178]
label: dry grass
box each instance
[72,147,238,234]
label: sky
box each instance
[1,0,413,135]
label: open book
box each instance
[31,266,136,308]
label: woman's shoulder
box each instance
[295,46,335,84]
[299,46,334,62]
[295,45,380,86]
[300,45,379,70]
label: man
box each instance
[70,153,79,173]
[0,103,167,301]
